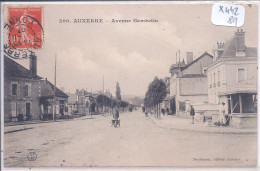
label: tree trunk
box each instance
[158,103,161,119]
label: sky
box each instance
[3,3,258,97]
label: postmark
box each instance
[4,7,44,59]
[27,152,37,161]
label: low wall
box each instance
[230,113,257,128]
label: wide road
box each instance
[4,110,257,167]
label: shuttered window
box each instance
[11,83,18,96]
[238,68,245,82]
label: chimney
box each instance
[217,42,225,57]
[235,29,246,57]
[29,52,37,75]
[186,52,193,64]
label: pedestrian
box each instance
[219,102,226,126]
[190,105,195,124]
[114,107,119,120]
[145,108,148,117]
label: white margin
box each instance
[0,1,259,171]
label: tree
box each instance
[116,82,121,101]
[120,101,129,112]
[96,94,107,114]
[144,76,167,118]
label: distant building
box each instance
[67,92,78,114]
[208,29,257,128]
[169,51,213,117]
[39,79,68,119]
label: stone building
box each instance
[4,54,42,121]
[169,52,213,117]
[208,29,257,128]
[4,54,68,122]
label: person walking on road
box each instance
[114,107,120,120]
[190,105,195,124]
[219,102,226,126]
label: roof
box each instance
[219,79,257,96]
[40,80,69,98]
[4,55,42,79]
[180,74,207,78]
[221,36,257,58]
[181,51,213,71]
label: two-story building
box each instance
[4,54,42,121]
[208,29,257,128]
[169,52,213,117]
[4,54,69,122]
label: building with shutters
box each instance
[4,54,68,122]
[169,51,213,117]
[208,29,257,128]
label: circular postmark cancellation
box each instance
[4,7,44,59]
[27,152,37,161]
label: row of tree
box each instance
[95,81,130,113]
[144,76,167,118]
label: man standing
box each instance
[115,107,119,120]
[219,102,226,125]
[190,105,195,124]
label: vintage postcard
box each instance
[1,1,258,169]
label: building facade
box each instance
[4,54,68,122]
[169,52,213,117]
[208,29,257,128]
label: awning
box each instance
[219,86,257,96]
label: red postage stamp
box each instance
[8,7,43,49]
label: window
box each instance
[202,67,207,75]
[25,85,28,97]
[24,83,31,97]
[238,68,245,82]
[11,102,17,117]
[79,96,84,104]
[210,74,212,87]
[231,94,240,113]
[242,94,257,113]
[11,83,18,96]
[217,71,220,85]
[213,73,216,87]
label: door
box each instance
[26,103,31,116]
[11,102,17,117]
[59,100,64,115]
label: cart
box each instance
[111,119,120,128]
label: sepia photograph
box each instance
[1,1,258,169]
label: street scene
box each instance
[2,2,258,168]
[4,111,257,167]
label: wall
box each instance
[225,60,257,91]
[208,58,257,104]
[179,77,208,96]
[181,54,213,75]
[4,77,41,122]
[169,76,177,97]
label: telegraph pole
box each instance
[54,54,57,121]
[103,74,104,93]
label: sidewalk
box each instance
[3,115,95,134]
[148,114,257,135]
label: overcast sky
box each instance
[5,3,258,97]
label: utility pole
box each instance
[178,50,181,69]
[54,53,57,121]
[103,74,104,93]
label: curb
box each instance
[148,114,257,135]
[4,115,91,127]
